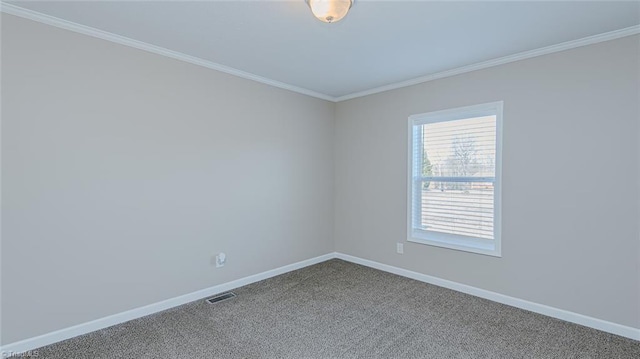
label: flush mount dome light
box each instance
[307,0,353,23]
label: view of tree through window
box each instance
[416,116,496,240]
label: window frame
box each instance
[407,101,503,257]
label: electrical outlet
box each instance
[216,252,226,268]
[396,243,404,254]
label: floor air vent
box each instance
[206,292,236,304]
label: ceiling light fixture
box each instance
[306,0,353,23]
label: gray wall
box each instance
[1,14,335,344]
[334,35,640,329]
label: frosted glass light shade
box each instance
[307,0,353,23]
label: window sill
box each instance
[408,230,501,257]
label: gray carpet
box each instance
[33,259,639,358]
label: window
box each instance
[408,102,502,256]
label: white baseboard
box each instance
[335,252,640,341]
[3,251,638,355]
[0,253,335,355]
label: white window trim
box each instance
[407,101,503,257]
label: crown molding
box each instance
[2,3,639,103]
[335,24,640,102]
[0,2,337,102]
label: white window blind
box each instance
[408,102,502,256]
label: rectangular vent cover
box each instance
[206,292,236,304]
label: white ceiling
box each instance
[5,1,640,100]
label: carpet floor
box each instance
[34,259,639,358]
